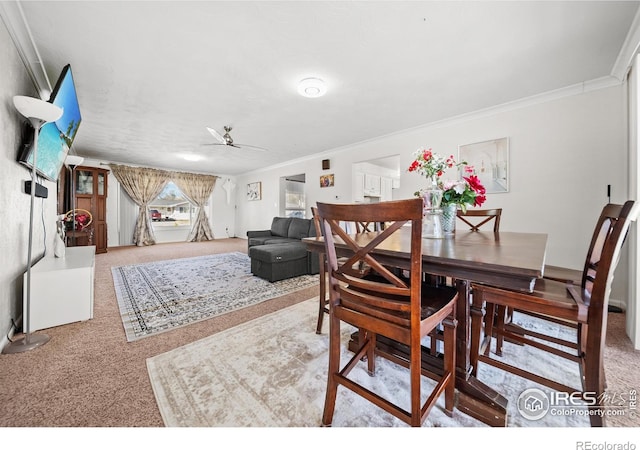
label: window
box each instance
[149,182,195,228]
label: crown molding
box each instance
[0,0,52,98]
[611,5,640,81]
[241,74,625,178]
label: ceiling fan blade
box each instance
[204,125,268,151]
[206,127,225,144]
[235,143,268,152]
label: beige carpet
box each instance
[147,297,629,427]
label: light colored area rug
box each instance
[112,252,318,341]
[146,298,594,427]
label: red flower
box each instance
[474,195,486,207]
[408,160,419,172]
[446,155,456,167]
[464,175,486,195]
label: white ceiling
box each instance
[13,1,640,175]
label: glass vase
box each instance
[442,204,457,236]
[421,178,443,239]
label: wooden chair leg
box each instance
[495,305,506,356]
[321,312,341,426]
[429,326,440,355]
[315,259,327,334]
[367,331,376,376]
[483,302,496,356]
[584,322,605,427]
[585,354,605,427]
[410,336,422,427]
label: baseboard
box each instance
[0,318,19,353]
[609,298,626,312]
[0,334,10,352]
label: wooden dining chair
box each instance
[456,208,502,232]
[430,208,503,287]
[312,206,388,334]
[316,198,458,427]
[469,201,637,427]
[355,220,386,232]
[311,207,329,334]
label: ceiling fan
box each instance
[205,125,267,152]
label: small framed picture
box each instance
[247,182,262,201]
[320,174,334,188]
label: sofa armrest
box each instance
[247,230,273,238]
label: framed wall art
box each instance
[247,181,262,201]
[458,137,509,193]
[320,174,334,188]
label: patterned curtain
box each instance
[109,164,171,246]
[171,172,218,241]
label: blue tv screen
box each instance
[18,64,82,182]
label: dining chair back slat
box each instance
[317,198,458,427]
[456,208,502,232]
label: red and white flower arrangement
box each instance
[408,147,487,212]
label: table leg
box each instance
[454,279,508,427]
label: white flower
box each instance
[442,179,466,194]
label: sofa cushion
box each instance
[248,236,275,247]
[262,238,301,246]
[249,243,308,264]
[270,217,292,237]
[288,218,312,239]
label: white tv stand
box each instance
[26,246,95,332]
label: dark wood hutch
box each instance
[59,165,109,254]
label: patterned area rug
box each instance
[146,298,594,427]
[112,252,318,341]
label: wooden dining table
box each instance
[304,227,548,426]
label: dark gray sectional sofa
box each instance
[247,217,320,282]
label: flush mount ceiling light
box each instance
[298,77,327,98]
[181,153,203,162]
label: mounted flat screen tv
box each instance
[17,64,81,182]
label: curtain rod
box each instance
[99,162,222,178]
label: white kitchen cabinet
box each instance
[364,174,381,196]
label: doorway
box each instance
[279,174,306,218]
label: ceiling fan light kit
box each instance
[298,77,326,98]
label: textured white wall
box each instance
[0,22,59,345]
